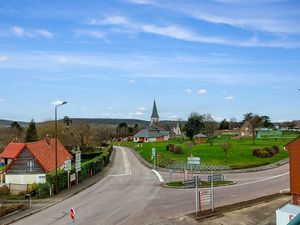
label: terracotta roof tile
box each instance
[2,138,72,173]
[26,138,72,173]
[0,143,25,159]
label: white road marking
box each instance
[223,172,290,188]
[108,147,132,177]
[123,148,132,175]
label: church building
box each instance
[133,100,170,143]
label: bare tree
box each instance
[221,142,232,162]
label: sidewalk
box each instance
[1,158,113,225]
[151,195,291,225]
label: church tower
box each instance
[151,99,159,125]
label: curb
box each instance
[2,148,116,225]
[124,146,289,174]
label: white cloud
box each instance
[135,111,145,115]
[224,96,235,100]
[128,79,135,84]
[107,106,113,110]
[12,26,25,37]
[127,0,153,4]
[138,107,146,111]
[88,15,300,48]
[10,26,54,38]
[185,88,193,94]
[35,29,54,38]
[75,30,105,39]
[197,89,207,95]
[104,113,110,116]
[0,56,8,62]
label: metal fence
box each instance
[163,160,229,171]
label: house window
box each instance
[27,160,35,172]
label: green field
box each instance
[117,135,297,169]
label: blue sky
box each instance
[0,0,300,122]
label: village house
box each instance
[1,137,72,185]
[133,100,170,143]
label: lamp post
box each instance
[55,101,67,194]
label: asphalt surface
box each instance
[9,146,290,225]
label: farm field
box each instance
[116,134,298,169]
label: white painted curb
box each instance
[152,169,164,185]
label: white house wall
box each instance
[6,174,46,185]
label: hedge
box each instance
[46,145,112,194]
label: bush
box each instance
[174,146,183,154]
[0,185,9,196]
[265,147,278,156]
[166,144,175,152]
[252,148,271,158]
[272,145,280,153]
[28,183,50,198]
[253,145,280,158]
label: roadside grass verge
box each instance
[115,136,293,169]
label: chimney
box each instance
[44,134,51,145]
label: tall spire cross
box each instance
[151,99,159,125]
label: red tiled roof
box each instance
[2,138,72,173]
[0,143,25,159]
[26,138,72,173]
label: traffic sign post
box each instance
[70,207,75,224]
[75,149,81,185]
[152,148,156,169]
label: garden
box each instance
[117,133,297,169]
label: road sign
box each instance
[70,207,75,220]
[188,157,200,165]
[152,148,156,157]
[64,159,71,171]
[75,152,81,172]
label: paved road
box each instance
[10,146,289,225]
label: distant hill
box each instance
[0,119,28,127]
[0,118,184,128]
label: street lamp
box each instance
[55,101,67,194]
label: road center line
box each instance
[122,148,132,175]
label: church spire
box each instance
[151,99,159,124]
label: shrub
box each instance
[252,148,270,158]
[265,147,278,156]
[272,145,280,153]
[166,144,175,152]
[29,183,50,198]
[0,185,9,196]
[174,146,183,154]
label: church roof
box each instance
[133,128,168,138]
[151,100,159,119]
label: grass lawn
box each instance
[116,135,296,169]
[165,180,234,188]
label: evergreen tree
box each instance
[25,119,38,142]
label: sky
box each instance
[0,0,300,122]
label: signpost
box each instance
[75,149,81,184]
[188,157,200,165]
[64,159,72,189]
[168,169,173,182]
[70,207,75,224]
[152,148,156,168]
[195,175,199,215]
